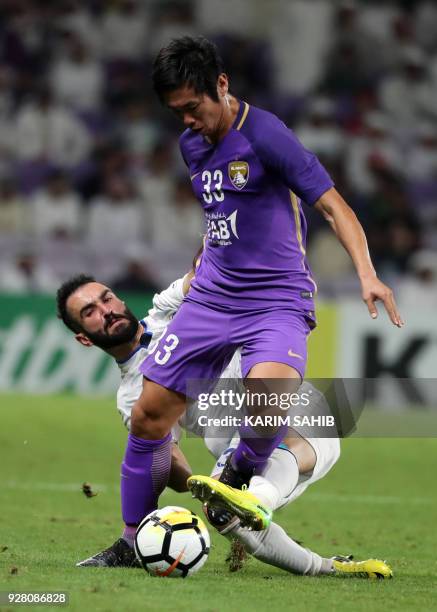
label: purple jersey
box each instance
[180,101,334,317]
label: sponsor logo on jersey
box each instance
[206,210,239,246]
[228,161,249,190]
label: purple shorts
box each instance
[140,301,312,396]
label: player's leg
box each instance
[208,438,391,578]
[76,438,192,568]
[228,362,301,477]
[225,310,310,482]
[188,311,311,527]
[222,522,392,578]
[205,440,330,575]
[124,300,239,534]
[120,380,186,548]
[224,439,333,575]
[77,382,186,568]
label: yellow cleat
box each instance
[187,475,272,531]
[332,555,393,579]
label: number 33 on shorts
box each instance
[154,333,180,365]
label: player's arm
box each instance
[314,188,403,327]
[251,115,403,327]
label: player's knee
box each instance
[131,402,167,438]
[130,381,185,439]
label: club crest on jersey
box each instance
[228,161,249,190]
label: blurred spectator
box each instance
[30,169,82,239]
[378,46,437,126]
[270,0,333,95]
[149,1,197,55]
[0,178,28,236]
[196,0,266,38]
[101,0,148,61]
[139,142,175,211]
[405,122,437,181]
[2,1,47,73]
[368,214,421,279]
[364,171,411,227]
[50,32,104,111]
[382,12,418,70]
[14,86,91,167]
[295,97,345,164]
[87,174,144,242]
[111,245,160,294]
[117,97,159,159]
[415,1,437,53]
[148,177,204,251]
[52,0,102,57]
[397,249,437,308]
[384,217,421,275]
[321,41,370,95]
[0,66,15,172]
[0,250,58,293]
[331,1,383,79]
[78,144,130,201]
[359,0,401,45]
[345,111,403,195]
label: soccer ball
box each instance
[134,506,210,578]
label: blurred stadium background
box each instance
[0,0,436,400]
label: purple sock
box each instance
[232,422,288,475]
[122,525,136,548]
[121,432,172,527]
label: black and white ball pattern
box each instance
[134,506,210,578]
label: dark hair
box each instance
[56,274,96,333]
[152,36,224,102]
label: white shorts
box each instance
[278,436,340,507]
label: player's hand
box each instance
[361,276,404,327]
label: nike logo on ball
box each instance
[155,547,186,576]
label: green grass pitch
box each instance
[0,393,436,611]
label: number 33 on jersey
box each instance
[197,164,245,246]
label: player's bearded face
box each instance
[69,283,139,350]
[83,305,138,349]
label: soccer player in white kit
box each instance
[56,273,392,578]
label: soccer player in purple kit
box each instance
[120,36,403,547]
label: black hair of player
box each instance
[56,274,96,333]
[152,36,225,103]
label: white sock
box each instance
[248,447,300,510]
[227,521,333,576]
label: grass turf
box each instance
[0,393,436,611]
